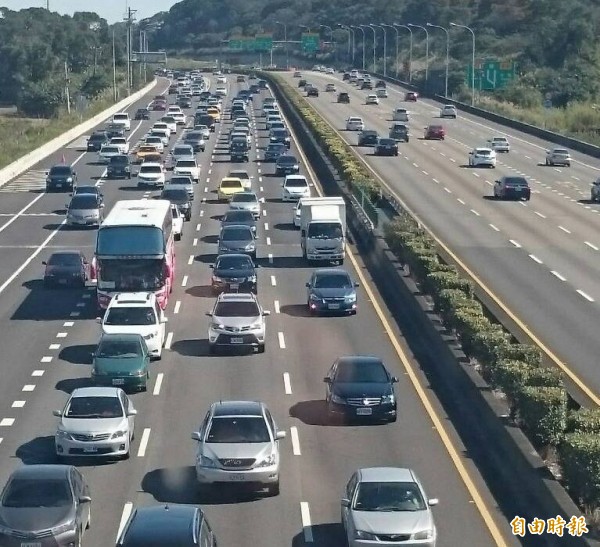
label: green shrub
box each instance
[558,433,600,506]
[515,386,567,446]
[494,360,562,399]
[470,326,511,373]
[424,270,474,300]
[452,308,493,357]
[566,409,600,435]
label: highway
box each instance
[282,70,600,404]
[0,74,520,546]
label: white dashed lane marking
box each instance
[290,426,301,455]
[585,241,599,251]
[489,224,500,232]
[558,226,571,234]
[300,502,314,543]
[551,271,567,281]
[22,385,35,392]
[278,332,286,349]
[509,240,522,248]
[153,373,164,395]
[165,332,174,349]
[529,254,543,264]
[283,372,292,394]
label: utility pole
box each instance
[124,7,136,94]
[64,61,71,114]
[112,30,117,101]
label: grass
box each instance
[165,57,217,70]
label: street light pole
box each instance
[338,24,353,65]
[427,23,449,97]
[450,22,475,106]
[373,24,387,77]
[274,21,288,69]
[320,25,334,62]
[382,24,398,78]
[408,24,429,83]
[361,25,375,73]
[394,24,413,81]
[352,26,366,71]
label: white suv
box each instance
[346,117,365,131]
[138,162,166,188]
[112,112,131,131]
[100,292,168,359]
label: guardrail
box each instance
[0,79,159,188]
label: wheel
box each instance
[267,481,280,496]
[257,343,265,354]
[175,233,181,241]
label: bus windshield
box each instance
[97,259,165,291]
[96,226,164,257]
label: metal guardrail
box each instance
[350,185,378,228]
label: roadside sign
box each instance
[301,33,320,53]
[467,59,516,90]
[544,99,552,109]
[254,34,273,52]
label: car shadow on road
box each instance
[16,436,58,465]
[280,304,309,317]
[58,344,96,365]
[273,222,297,232]
[289,400,331,426]
[170,338,213,357]
[12,280,87,321]
[291,523,346,547]
[201,234,219,244]
[194,253,218,265]
[185,285,214,298]
[55,377,93,394]
[118,185,148,192]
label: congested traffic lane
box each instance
[282,70,600,403]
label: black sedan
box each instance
[107,154,132,179]
[221,209,257,235]
[306,268,358,315]
[46,164,77,192]
[358,130,379,147]
[307,86,319,97]
[264,143,287,162]
[324,356,398,423]
[43,250,88,288]
[275,154,300,176]
[161,188,192,221]
[375,138,399,156]
[270,128,291,148]
[337,92,350,103]
[211,253,257,294]
[86,131,109,152]
[135,107,150,120]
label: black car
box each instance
[389,123,409,142]
[43,250,88,287]
[211,253,257,294]
[221,209,257,235]
[161,188,192,220]
[264,142,287,162]
[357,130,379,147]
[195,113,216,132]
[134,108,150,120]
[270,128,291,148]
[375,138,399,156]
[230,138,249,162]
[107,154,132,179]
[342,72,351,81]
[183,131,206,152]
[73,185,104,204]
[177,96,193,109]
[117,504,217,547]
[275,154,300,176]
[324,356,398,423]
[493,176,531,201]
[46,164,77,191]
[86,131,109,152]
[307,87,319,97]
[375,79,386,88]
[249,83,260,94]
[298,79,307,88]
[337,92,350,103]
[306,268,359,315]
[199,91,211,100]
[258,79,268,89]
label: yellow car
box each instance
[218,177,244,201]
[135,144,160,163]
[207,107,221,122]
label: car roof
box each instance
[100,332,144,341]
[141,162,163,168]
[109,292,156,307]
[337,355,384,367]
[71,386,122,398]
[475,147,493,152]
[358,467,416,483]
[49,249,82,256]
[212,400,264,416]
[314,268,350,276]
[216,292,257,303]
[10,464,72,481]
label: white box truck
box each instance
[299,197,346,264]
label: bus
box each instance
[93,200,175,310]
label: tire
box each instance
[257,343,265,354]
[267,481,280,496]
[175,233,181,241]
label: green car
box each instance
[92,333,150,392]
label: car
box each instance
[43,250,88,288]
[293,71,302,77]
[358,129,379,147]
[468,147,496,168]
[218,224,256,258]
[493,176,531,201]
[375,87,388,98]
[168,144,195,169]
[227,169,252,190]
[325,83,337,92]
[375,138,399,156]
[87,130,110,151]
[375,80,386,88]
[53,386,136,460]
[192,400,284,493]
[216,75,227,84]
[149,128,170,146]
[173,158,199,182]
[100,292,168,359]
[307,268,358,315]
[217,177,244,203]
[346,116,365,131]
[389,123,409,142]
[266,114,283,130]
[161,188,192,221]
[106,123,126,139]
[276,154,300,176]
[282,174,311,201]
[66,193,103,227]
[72,185,103,204]
[392,107,409,122]
[365,94,379,105]
[324,355,398,423]
[230,138,250,162]
[165,175,195,200]
[337,92,350,104]
[361,80,373,90]
[46,164,77,191]
[229,191,261,219]
[221,208,257,235]
[107,154,132,179]
[138,162,166,188]
[298,78,307,87]
[135,144,161,163]
[440,104,457,118]
[194,124,211,140]
[117,504,217,547]
[92,332,150,391]
[307,86,319,97]
[112,112,131,131]
[211,253,257,294]
[135,107,150,120]
[488,136,510,153]
[171,204,184,240]
[151,100,168,111]
[546,147,571,166]
[405,91,418,101]
[177,96,193,109]
[160,115,177,133]
[196,113,216,132]
[0,465,91,546]
[342,72,351,80]
[270,128,291,148]
[424,124,445,140]
[144,136,165,153]
[98,144,122,164]
[341,467,438,547]
[171,111,187,125]
[264,142,287,162]
[249,83,260,93]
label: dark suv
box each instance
[107,155,132,179]
[134,108,150,120]
[307,86,319,97]
[358,130,379,147]
[337,92,350,104]
[46,164,77,191]
[389,123,409,142]
[86,131,109,152]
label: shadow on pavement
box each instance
[291,523,345,547]
[11,280,86,321]
[55,377,92,394]
[58,344,96,365]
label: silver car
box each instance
[192,400,285,495]
[218,224,256,259]
[207,292,269,353]
[229,191,261,219]
[66,193,103,226]
[54,386,137,459]
[342,467,438,547]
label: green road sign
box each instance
[467,59,516,90]
[301,33,320,53]
[228,37,254,51]
[254,34,273,52]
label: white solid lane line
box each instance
[165,332,174,349]
[300,502,314,543]
[529,255,543,264]
[174,300,181,314]
[577,290,595,302]
[290,426,301,455]
[551,271,567,281]
[137,428,151,457]
[153,373,164,396]
[585,241,599,251]
[283,372,292,394]
[0,193,46,234]
[116,503,134,543]
[278,332,286,349]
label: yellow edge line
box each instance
[274,77,510,547]
[286,77,600,408]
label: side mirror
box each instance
[100,203,105,208]
[96,317,102,324]
[263,310,271,316]
[209,264,214,268]
[341,498,351,507]
[45,171,49,175]
[79,496,92,503]
[354,282,359,287]
[428,498,439,507]
[392,376,399,383]
[206,312,213,317]
[52,410,62,417]
[276,430,286,440]
[127,409,138,416]
[191,431,202,441]
[305,282,310,288]
[323,377,331,383]
[42,261,47,265]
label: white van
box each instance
[392,108,409,122]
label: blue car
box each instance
[306,268,359,315]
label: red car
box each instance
[405,91,418,101]
[424,124,445,140]
[152,100,167,111]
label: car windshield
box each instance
[232,194,256,203]
[335,361,388,383]
[2,479,72,508]
[48,253,80,266]
[141,166,162,174]
[66,396,123,419]
[70,195,97,209]
[50,166,72,175]
[307,222,343,239]
[105,307,156,326]
[554,149,569,155]
[286,178,307,188]
[272,130,288,137]
[314,273,352,289]
[187,132,203,140]
[278,156,297,165]
[229,172,249,180]
[221,180,242,189]
[429,126,442,131]
[162,190,188,201]
[268,144,285,152]
[207,416,270,443]
[224,211,253,222]
[173,147,191,155]
[170,177,192,185]
[222,227,252,241]
[97,340,142,358]
[102,147,119,154]
[379,139,395,146]
[354,482,426,512]
[505,177,528,187]
[214,301,260,317]
[216,255,253,270]
[110,156,128,164]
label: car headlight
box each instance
[52,520,76,535]
[248,275,257,282]
[244,243,255,251]
[211,322,225,330]
[56,429,73,440]
[256,453,276,467]
[413,529,434,540]
[309,294,321,301]
[344,294,357,302]
[111,430,127,439]
[250,322,263,329]
[355,530,377,540]
[381,394,395,404]
[212,276,223,283]
[331,393,345,404]
[198,455,218,468]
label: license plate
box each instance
[230,337,243,344]
[328,304,340,310]
[356,408,372,416]
[58,279,67,285]
[56,183,62,187]
[21,543,41,547]
[112,378,125,385]
[229,474,246,481]
[83,447,98,453]
[230,283,239,290]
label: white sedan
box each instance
[98,144,122,163]
[109,137,129,154]
[366,94,380,105]
[488,136,510,153]
[468,147,497,168]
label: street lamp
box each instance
[427,23,449,97]
[361,25,376,73]
[450,22,476,106]
[408,23,429,82]
[274,21,288,69]
[337,24,354,65]
[394,24,413,81]
[382,24,398,78]
[320,25,335,61]
[374,24,388,77]
[351,25,366,71]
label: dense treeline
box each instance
[146,0,600,105]
[0,8,128,117]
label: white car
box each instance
[153,121,173,136]
[546,147,571,167]
[326,83,337,92]
[392,108,409,122]
[215,86,227,97]
[168,144,195,169]
[112,112,131,131]
[282,175,311,201]
[376,88,388,98]
[293,200,302,228]
[468,147,497,168]
[174,158,200,182]
[488,136,510,153]
[137,162,166,188]
[216,76,227,84]
[194,124,211,139]
[228,170,253,190]
[171,111,187,125]
[346,117,365,131]
[100,292,167,359]
[171,204,184,241]
[440,104,458,118]
[326,67,335,74]
[149,129,169,147]
[366,94,379,105]
[110,137,129,154]
[98,144,122,163]
[143,136,164,153]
